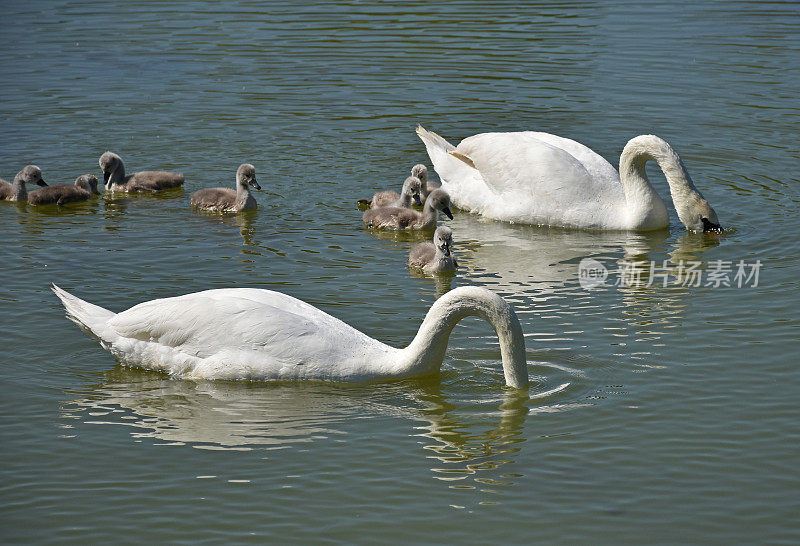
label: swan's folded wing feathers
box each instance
[130,171,185,188]
[106,289,378,364]
[525,131,619,183]
[408,242,435,267]
[191,188,236,209]
[456,132,597,197]
[448,151,475,168]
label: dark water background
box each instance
[1,1,798,543]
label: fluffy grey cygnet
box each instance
[28,174,99,206]
[190,164,261,212]
[0,165,48,201]
[408,225,458,273]
[363,188,453,230]
[359,175,422,209]
[411,164,440,203]
[99,151,184,192]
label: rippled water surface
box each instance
[2,1,799,543]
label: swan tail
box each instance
[51,284,116,342]
[415,125,456,166]
[416,125,478,185]
[416,125,455,151]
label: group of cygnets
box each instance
[0,152,261,214]
[2,151,456,274]
[360,163,458,274]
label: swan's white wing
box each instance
[522,132,620,183]
[451,132,626,227]
[456,132,613,196]
[106,288,394,380]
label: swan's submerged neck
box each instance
[399,286,528,388]
[618,135,716,231]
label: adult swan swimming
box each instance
[52,284,528,388]
[416,126,723,232]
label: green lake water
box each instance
[1,1,798,543]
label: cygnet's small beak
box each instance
[36,179,48,187]
[250,178,261,190]
[440,243,450,257]
[103,172,110,186]
[701,217,723,233]
[413,193,422,206]
[442,206,453,220]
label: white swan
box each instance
[190,163,260,212]
[51,284,528,388]
[408,226,458,273]
[416,126,722,232]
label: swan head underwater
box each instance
[612,134,724,233]
[677,192,723,233]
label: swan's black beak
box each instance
[442,206,453,220]
[250,178,261,190]
[413,193,422,206]
[103,172,110,186]
[36,179,48,187]
[702,217,723,233]
[440,243,450,257]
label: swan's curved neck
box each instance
[11,176,26,200]
[417,172,430,197]
[618,135,706,228]
[399,287,528,388]
[397,188,413,207]
[421,198,440,222]
[235,177,251,207]
[107,159,126,188]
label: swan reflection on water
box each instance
[424,213,722,366]
[445,213,717,298]
[449,214,718,292]
[191,207,258,245]
[60,358,588,491]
